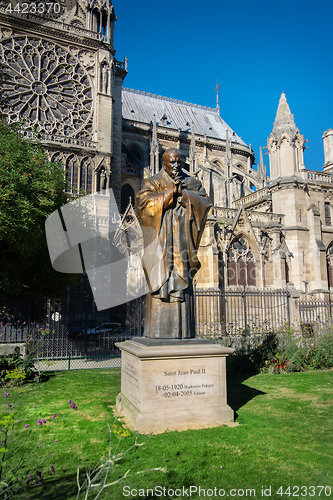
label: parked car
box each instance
[119,326,144,339]
[67,320,100,338]
[85,323,122,339]
[95,326,144,350]
[107,326,144,350]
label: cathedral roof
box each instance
[122,87,246,146]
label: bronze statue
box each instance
[137,148,212,339]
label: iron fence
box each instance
[4,283,333,371]
[298,299,333,326]
[0,276,146,370]
[194,287,290,338]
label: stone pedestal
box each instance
[116,338,234,434]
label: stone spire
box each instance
[203,132,208,161]
[225,130,232,206]
[215,81,220,116]
[258,146,267,188]
[150,114,159,175]
[271,92,297,142]
[267,92,305,180]
[189,122,198,173]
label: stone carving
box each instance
[101,63,108,94]
[227,237,254,264]
[0,28,12,39]
[137,148,212,339]
[78,49,95,75]
[0,35,94,140]
[99,167,106,191]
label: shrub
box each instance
[226,322,333,376]
[226,331,279,376]
[0,353,36,385]
[304,331,333,370]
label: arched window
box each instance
[101,11,108,36]
[233,173,245,198]
[66,155,79,194]
[92,9,100,32]
[327,243,333,288]
[213,160,223,171]
[227,237,256,286]
[51,152,64,170]
[80,158,93,194]
[121,184,135,214]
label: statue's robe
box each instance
[137,168,212,338]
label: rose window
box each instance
[0,36,93,139]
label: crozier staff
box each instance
[137,148,212,339]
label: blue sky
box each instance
[114,0,333,173]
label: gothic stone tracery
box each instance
[0,35,94,140]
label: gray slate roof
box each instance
[122,88,246,146]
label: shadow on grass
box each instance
[21,473,78,500]
[227,375,266,417]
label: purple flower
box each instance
[55,439,58,442]
[25,424,29,428]
[42,419,46,424]
[69,399,78,410]
[25,473,34,484]
[51,413,57,419]
[8,404,12,408]
[37,419,43,426]
[4,392,9,398]
[50,465,55,474]
[0,441,2,446]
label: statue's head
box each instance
[162,149,183,179]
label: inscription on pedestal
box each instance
[153,366,215,400]
[117,341,234,433]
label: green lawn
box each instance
[3,369,333,499]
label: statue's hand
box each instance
[177,189,188,208]
[175,181,182,195]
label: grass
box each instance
[2,368,333,499]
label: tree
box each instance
[0,120,76,297]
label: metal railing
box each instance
[3,286,333,370]
[298,299,333,326]
[0,277,146,370]
[194,287,290,337]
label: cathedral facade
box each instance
[1,1,333,300]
